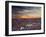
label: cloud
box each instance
[12,6,41,18]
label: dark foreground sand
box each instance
[12,18,41,31]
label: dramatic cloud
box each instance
[12,6,41,18]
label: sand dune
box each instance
[12,15,41,19]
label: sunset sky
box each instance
[12,6,41,18]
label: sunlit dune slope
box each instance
[12,15,41,19]
[16,16,40,18]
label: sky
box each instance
[12,6,41,18]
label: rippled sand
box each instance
[12,18,41,31]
